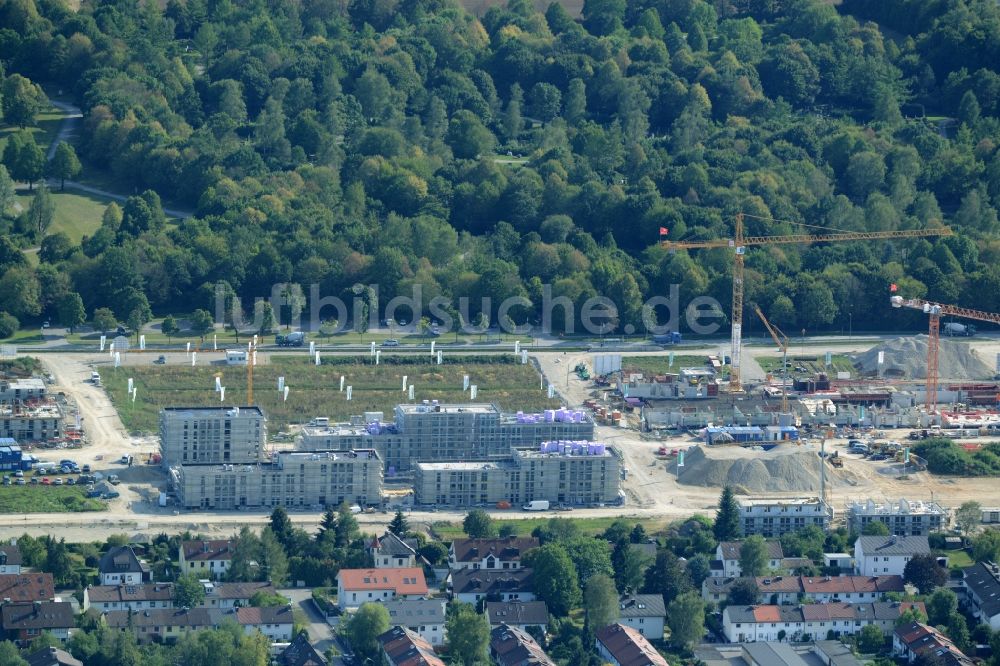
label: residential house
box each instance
[369,532,420,569]
[713,541,784,578]
[232,606,295,642]
[199,581,276,609]
[378,626,446,666]
[595,623,669,666]
[823,553,853,572]
[83,583,174,612]
[0,545,22,574]
[854,536,930,577]
[383,599,447,647]
[741,642,811,666]
[24,646,82,666]
[279,632,328,666]
[704,575,905,606]
[617,595,666,641]
[449,537,539,572]
[451,568,535,605]
[98,547,150,586]
[0,573,54,604]
[336,568,428,610]
[102,606,294,644]
[893,622,974,665]
[1,601,75,645]
[82,580,275,613]
[486,601,549,635]
[490,624,555,666]
[179,540,235,580]
[722,602,925,643]
[961,562,1000,630]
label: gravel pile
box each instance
[852,336,992,380]
[671,444,857,493]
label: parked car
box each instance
[29,477,38,485]
[66,478,75,486]
[41,478,51,485]
[381,339,400,347]
[2,477,10,486]
[82,465,91,473]
[154,355,166,364]
[53,478,63,486]
[16,479,26,485]
[13,471,23,478]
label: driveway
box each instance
[281,587,336,653]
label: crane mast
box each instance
[753,304,790,413]
[662,219,952,392]
[890,296,1000,412]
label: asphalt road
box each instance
[282,587,336,654]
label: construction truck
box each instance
[275,331,306,346]
[943,322,976,336]
[574,363,590,380]
[827,451,843,468]
[652,332,682,345]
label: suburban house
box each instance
[82,580,275,613]
[378,625,446,666]
[451,568,535,605]
[595,623,669,666]
[893,622,974,665]
[486,600,549,635]
[490,624,555,666]
[383,599,447,647]
[0,573,54,604]
[705,574,905,606]
[279,632,328,666]
[83,583,174,612]
[24,646,82,666]
[722,602,926,642]
[179,540,235,580]
[713,541,784,578]
[98,547,151,586]
[854,536,930,577]
[1,601,75,645]
[102,605,294,644]
[617,594,666,640]
[369,532,420,569]
[961,562,1000,630]
[449,537,539,571]
[336,568,428,610]
[0,545,22,574]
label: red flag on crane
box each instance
[890,283,898,292]
[659,227,668,236]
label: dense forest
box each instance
[1,0,1000,336]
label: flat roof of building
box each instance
[397,403,499,414]
[738,496,824,506]
[162,406,265,417]
[416,461,514,472]
[847,498,947,515]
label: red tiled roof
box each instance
[596,623,669,666]
[337,568,428,595]
[0,573,54,603]
[181,540,235,562]
[751,606,781,622]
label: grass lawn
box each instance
[756,354,855,375]
[429,515,670,541]
[0,485,106,513]
[621,355,711,375]
[103,356,560,434]
[0,104,66,158]
[944,549,973,569]
[0,328,47,346]
[15,188,117,244]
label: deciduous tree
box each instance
[667,592,705,650]
[584,573,618,632]
[903,553,947,594]
[47,141,81,190]
[445,602,490,666]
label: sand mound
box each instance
[670,444,857,493]
[852,336,992,380]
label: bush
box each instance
[0,312,19,339]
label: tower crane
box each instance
[753,304,790,413]
[890,296,1000,412]
[661,214,953,391]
